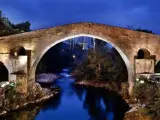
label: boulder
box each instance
[36,73,59,83]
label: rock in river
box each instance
[36,73,59,83]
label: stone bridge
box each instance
[0,22,159,93]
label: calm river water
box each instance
[1,75,129,120]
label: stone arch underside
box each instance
[29,34,133,94]
[0,61,9,82]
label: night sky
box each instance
[0,0,159,33]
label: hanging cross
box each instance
[78,42,88,50]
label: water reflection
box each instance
[42,93,62,111]
[1,76,129,120]
[73,85,129,120]
[36,77,129,120]
[0,104,42,120]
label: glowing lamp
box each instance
[140,80,144,84]
[73,54,76,58]
[14,52,18,56]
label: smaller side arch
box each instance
[0,61,9,82]
[155,61,160,73]
[10,46,27,56]
[137,48,150,59]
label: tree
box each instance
[131,80,160,119]
[136,28,153,34]
[72,39,127,83]
[12,21,31,32]
[0,10,31,36]
[127,25,154,34]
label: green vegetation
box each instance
[0,10,31,37]
[0,83,58,113]
[131,79,160,119]
[72,39,128,90]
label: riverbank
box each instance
[75,80,153,120]
[75,80,131,104]
[74,80,127,95]
[0,83,60,116]
[75,80,107,88]
[124,110,152,120]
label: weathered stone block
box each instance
[16,74,27,93]
[10,56,27,74]
[135,59,155,74]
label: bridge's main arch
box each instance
[29,34,133,93]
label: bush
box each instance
[145,90,160,119]
[27,83,45,101]
[72,43,127,84]
[106,80,120,91]
[131,81,158,104]
[131,80,160,119]
[3,83,26,109]
[120,82,129,99]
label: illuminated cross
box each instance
[78,42,88,50]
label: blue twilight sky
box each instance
[0,0,159,33]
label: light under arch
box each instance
[30,34,133,93]
[10,45,27,56]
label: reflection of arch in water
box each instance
[137,49,150,59]
[0,61,9,82]
[10,46,27,56]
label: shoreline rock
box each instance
[36,73,60,83]
[0,85,60,116]
[75,80,111,88]
[75,80,123,93]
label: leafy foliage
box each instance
[72,40,127,84]
[12,21,31,32]
[136,28,153,34]
[0,10,31,36]
[127,25,154,34]
[146,97,160,118]
[131,80,160,119]
[131,81,158,104]
[145,85,160,119]
[120,82,129,99]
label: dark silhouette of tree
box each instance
[12,21,31,32]
[136,27,153,34]
[127,25,154,34]
[0,10,31,36]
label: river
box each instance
[1,74,129,120]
